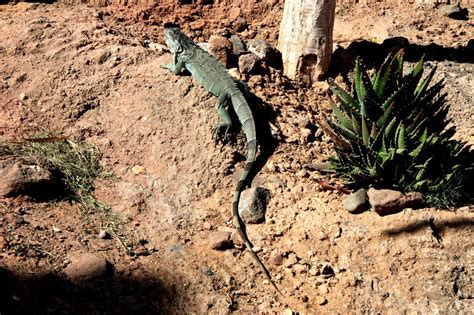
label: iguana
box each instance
[161,27,279,293]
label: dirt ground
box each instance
[0,1,473,313]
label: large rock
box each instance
[246,39,282,68]
[367,188,425,216]
[229,35,246,56]
[238,53,259,75]
[343,188,368,214]
[63,252,108,282]
[0,157,56,197]
[207,35,233,67]
[238,187,268,224]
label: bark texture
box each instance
[278,0,336,84]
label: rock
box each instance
[238,187,267,224]
[208,231,232,250]
[19,92,28,101]
[284,253,298,268]
[367,188,425,216]
[233,17,248,32]
[227,67,241,80]
[229,35,246,56]
[146,41,167,53]
[131,165,144,175]
[343,188,368,214]
[228,7,241,21]
[203,222,212,230]
[189,20,205,31]
[64,252,108,282]
[438,4,468,20]
[293,264,307,274]
[312,81,330,93]
[0,236,7,250]
[319,284,329,294]
[282,308,294,315]
[0,158,56,197]
[315,296,327,305]
[309,266,319,276]
[246,39,281,68]
[238,53,259,75]
[247,39,272,60]
[98,230,110,239]
[268,253,284,265]
[207,35,233,67]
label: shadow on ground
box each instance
[330,36,474,79]
[381,216,474,238]
[0,267,180,314]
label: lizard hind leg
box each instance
[212,93,233,142]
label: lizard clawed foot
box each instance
[212,124,231,143]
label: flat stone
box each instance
[367,188,425,216]
[0,157,56,197]
[343,188,368,214]
[238,187,267,224]
[238,53,259,75]
[208,231,233,250]
[64,252,108,282]
[207,35,233,67]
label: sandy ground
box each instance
[0,1,473,313]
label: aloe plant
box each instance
[319,49,472,207]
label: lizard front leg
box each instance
[160,53,185,75]
[212,92,233,142]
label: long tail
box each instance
[231,139,281,294]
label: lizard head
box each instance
[164,27,195,54]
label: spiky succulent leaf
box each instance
[329,82,360,113]
[323,49,472,207]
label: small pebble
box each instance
[315,296,327,305]
[208,231,232,250]
[131,165,145,175]
[268,253,284,265]
[98,230,110,239]
[0,236,7,250]
[293,263,307,273]
[319,284,329,294]
[203,222,212,230]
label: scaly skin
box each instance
[161,27,279,293]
